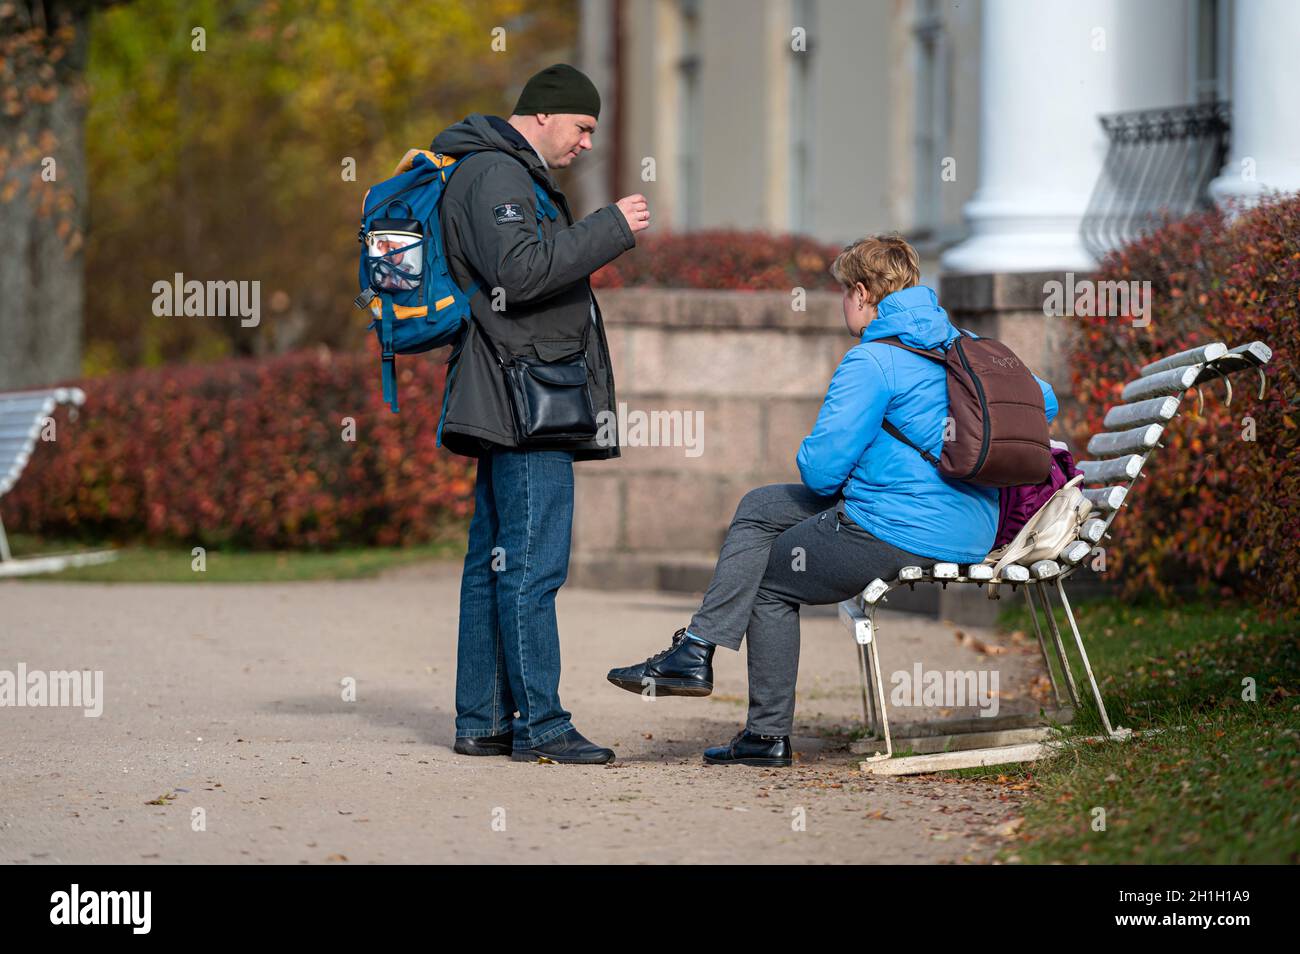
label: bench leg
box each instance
[1024,584,1064,707]
[855,640,877,737]
[864,608,894,761]
[1055,578,1126,739]
[1037,582,1083,710]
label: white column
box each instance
[1209,0,1300,204]
[942,0,1188,274]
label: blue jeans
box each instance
[454,447,576,749]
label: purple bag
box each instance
[994,444,1081,548]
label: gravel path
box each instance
[0,562,1040,864]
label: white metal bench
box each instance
[0,387,118,577]
[839,340,1273,772]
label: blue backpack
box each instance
[355,149,560,424]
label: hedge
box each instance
[1068,193,1300,609]
[8,212,1295,591]
[2,346,476,549]
[592,229,843,290]
[6,229,849,551]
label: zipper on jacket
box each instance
[954,337,991,478]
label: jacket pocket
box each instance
[533,337,585,361]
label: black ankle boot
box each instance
[453,730,512,756]
[703,729,793,767]
[510,727,615,764]
[607,627,714,697]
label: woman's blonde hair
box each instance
[830,233,921,304]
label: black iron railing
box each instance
[1081,101,1230,260]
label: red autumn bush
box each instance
[1068,193,1300,608]
[592,229,844,291]
[1,346,476,549]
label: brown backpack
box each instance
[877,333,1051,488]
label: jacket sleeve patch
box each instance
[493,202,525,224]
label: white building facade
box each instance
[575,0,1298,276]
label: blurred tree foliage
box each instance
[84,0,575,371]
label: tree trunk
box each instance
[0,3,93,391]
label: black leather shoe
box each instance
[607,627,714,697]
[703,729,793,767]
[453,730,512,756]
[511,727,615,764]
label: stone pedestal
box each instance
[939,270,1083,426]
[570,287,853,592]
[937,272,1128,619]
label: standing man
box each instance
[432,64,650,763]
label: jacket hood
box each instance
[860,285,959,350]
[431,113,547,176]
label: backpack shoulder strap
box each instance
[880,420,939,466]
[872,336,948,364]
[871,337,945,465]
[532,179,560,222]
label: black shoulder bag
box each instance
[470,313,598,443]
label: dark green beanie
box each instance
[512,63,601,120]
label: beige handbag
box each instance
[986,474,1092,582]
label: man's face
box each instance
[537,113,597,167]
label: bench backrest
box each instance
[1068,340,1272,555]
[0,387,86,497]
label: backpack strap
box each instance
[880,419,940,466]
[379,294,400,413]
[532,180,560,228]
[871,336,945,466]
[873,335,947,363]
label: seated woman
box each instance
[606,233,1058,766]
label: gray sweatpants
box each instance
[688,483,935,736]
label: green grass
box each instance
[1,531,468,582]
[967,597,1300,864]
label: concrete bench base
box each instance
[860,726,1135,776]
[849,707,1076,756]
[0,549,118,578]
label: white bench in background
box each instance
[0,387,118,577]
[840,340,1273,774]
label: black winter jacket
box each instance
[430,113,635,460]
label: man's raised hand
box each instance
[615,194,651,234]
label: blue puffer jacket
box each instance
[796,285,1058,563]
